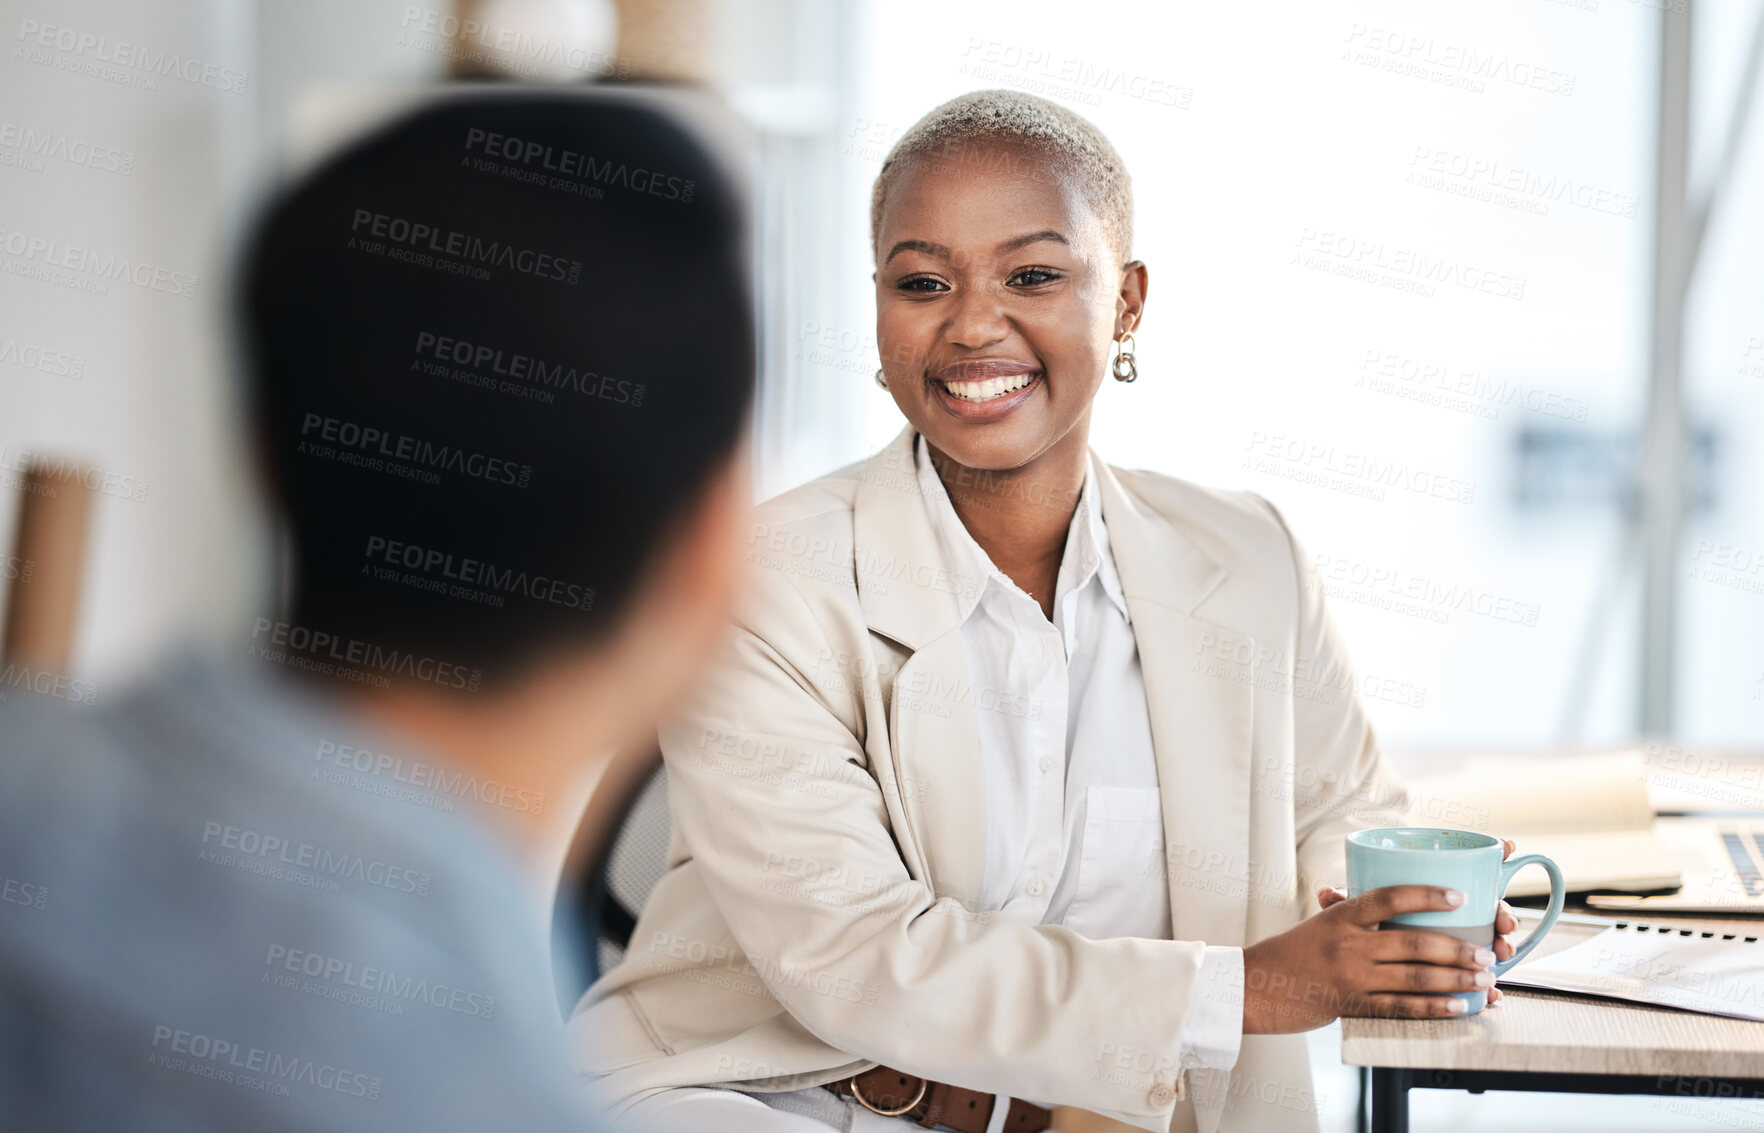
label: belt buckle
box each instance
[848,1073,928,1117]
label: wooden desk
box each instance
[1341,912,1764,1132]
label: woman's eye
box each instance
[1009,268,1061,287]
[896,276,948,293]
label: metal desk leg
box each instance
[1370,1068,1410,1133]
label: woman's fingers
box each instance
[1492,899,1517,961]
[1362,994,1473,1019]
[1339,885,1466,926]
[1317,885,1348,910]
[1365,930,1493,970]
[1369,962,1495,995]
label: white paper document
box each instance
[1501,920,1764,1022]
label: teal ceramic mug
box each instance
[1346,828,1565,1015]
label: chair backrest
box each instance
[551,756,675,1014]
[591,763,674,975]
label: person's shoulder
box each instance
[0,657,594,1130]
[0,672,153,829]
[741,457,864,601]
[1108,462,1297,572]
[752,454,864,532]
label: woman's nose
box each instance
[945,286,1010,351]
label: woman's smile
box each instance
[929,358,1045,421]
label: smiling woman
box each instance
[570,90,1517,1133]
[868,93,1145,618]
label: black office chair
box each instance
[552,750,675,1016]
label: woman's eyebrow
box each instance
[884,239,948,263]
[996,229,1068,254]
[884,230,1070,264]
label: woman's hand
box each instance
[1242,885,1495,1033]
[1316,838,1521,1008]
[1241,839,1521,1034]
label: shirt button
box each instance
[1148,1081,1178,1107]
[1038,755,1055,774]
[1024,875,1046,898]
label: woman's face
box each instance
[874,143,1144,474]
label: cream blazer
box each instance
[570,427,1409,1133]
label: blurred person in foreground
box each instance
[0,91,752,1131]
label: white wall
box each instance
[0,0,442,687]
[828,0,1758,749]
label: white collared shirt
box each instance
[914,435,1243,1074]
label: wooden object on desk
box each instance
[3,459,95,669]
[1342,912,1764,1078]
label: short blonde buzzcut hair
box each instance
[870,89,1134,266]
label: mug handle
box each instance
[1492,852,1565,975]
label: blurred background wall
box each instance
[1,0,1758,744]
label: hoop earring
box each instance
[874,368,888,389]
[1111,332,1138,383]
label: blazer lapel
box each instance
[886,630,988,908]
[848,430,1256,945]
[853,427,987,909]
[853,427,962,649]
[1094,460,1254,954]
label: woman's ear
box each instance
[1116,260,1149,336]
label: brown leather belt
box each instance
[824,1065,1052,1133]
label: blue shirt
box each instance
[0,652,599,1132]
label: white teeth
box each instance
[942,372,1036,402]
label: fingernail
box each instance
[1474,948,1496,967]
[1444,889,1465,907]
[1446,999,1467,1013]
[1473,971,1494,989]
